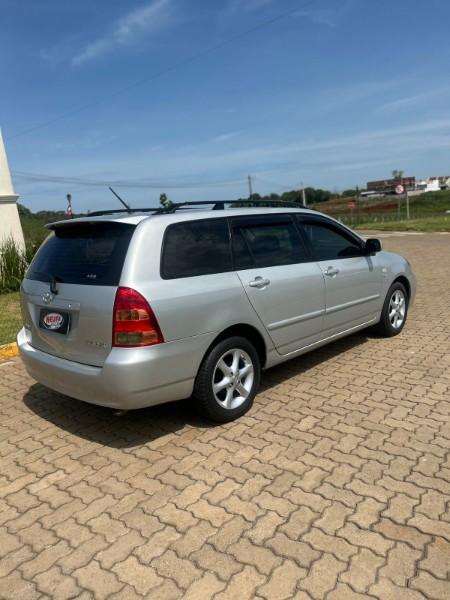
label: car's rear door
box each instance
[232,215,326,355]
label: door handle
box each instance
[249,277,271,289]
[324,267,340,277]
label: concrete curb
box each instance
[0,342,19,361]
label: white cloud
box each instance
[213,131,242,143]
[295,0,358,28]
[378,87,450,112]
[228,0,275,13]
[72,0,173,66]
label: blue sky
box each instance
[2,0,450,213]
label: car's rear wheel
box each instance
[193,336,261,423]
[375,281,408,336]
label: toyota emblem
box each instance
[43,292,55,304]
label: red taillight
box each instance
[112,287,164,347]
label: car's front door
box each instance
[232,215,326,355]
[297,216,382,337]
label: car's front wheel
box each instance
[375,281,408,337]
[193,336,261,423]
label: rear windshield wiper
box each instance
[34,271,62,295]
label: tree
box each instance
[341,189,357,198]
[159,193,173,209]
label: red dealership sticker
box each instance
[39,309,70,334]
[42,313,64,330]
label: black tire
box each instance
[193,336,261,423]
[374,281,408,337]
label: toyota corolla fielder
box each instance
[18,201,416,423]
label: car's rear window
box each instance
[26,222,135,286]
[161,218,232,279]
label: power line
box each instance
[6,0,319,141]
[11,170,245,189]
[254,176,301,191]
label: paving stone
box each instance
[314,501,353,534]
[111,555,163,595]
[411,570,450,600]
[298,553,347,599]
[133,527,182,564]
[20,540,71,579]
[256,560,306,600]
[34,566,82,600]
[373,517,431,549]
[278,506,319,540]
[212,564,265,600]
[72,559,124,599]
[378,542,422,586]
[191,543,242,581]
[267,532,320,568]
[369,577,429,600]
[340,548,385,593]
[57,535,109,575]
[1,233,449,600]
[245,511,286,545]
[151,549,201,590]
[183,572,226,599]
[228,537,282,575]
[327,582,379,600]
[337,522,395,556]
[95,529,145,570]
[418,537,450,579]
[187,498,234,528]
[171,519,217,558]
[208,515,251,552]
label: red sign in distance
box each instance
[348,201,355,209]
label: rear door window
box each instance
[26,222,135,286]
[161,218,232,279]
[232,216,308,269]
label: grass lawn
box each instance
[0,292,22,346]
[355,216,450,232]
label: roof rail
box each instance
[87,200,311,217]
[88,208,159,217]
[153,199,307,214]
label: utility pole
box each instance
[406,186,410,220]
[356,186,360,225]
[248,175,253,198]
[301,182,306,206]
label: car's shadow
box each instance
[22,331,372,448]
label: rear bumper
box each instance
[17,327,215,410]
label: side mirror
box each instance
[365,238,382,255]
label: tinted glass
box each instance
[26,222,135,286]
[299,219,362,261]
[234,221,308,268]
[161,218,232,279]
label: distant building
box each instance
[0,128,25,249]
[367,176,415,195]
[427,176,450,190]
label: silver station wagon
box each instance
[17,201,416,422]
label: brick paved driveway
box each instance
[1,232,449,600]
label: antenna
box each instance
[109,187,131,211]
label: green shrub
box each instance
[0,237,29,293]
